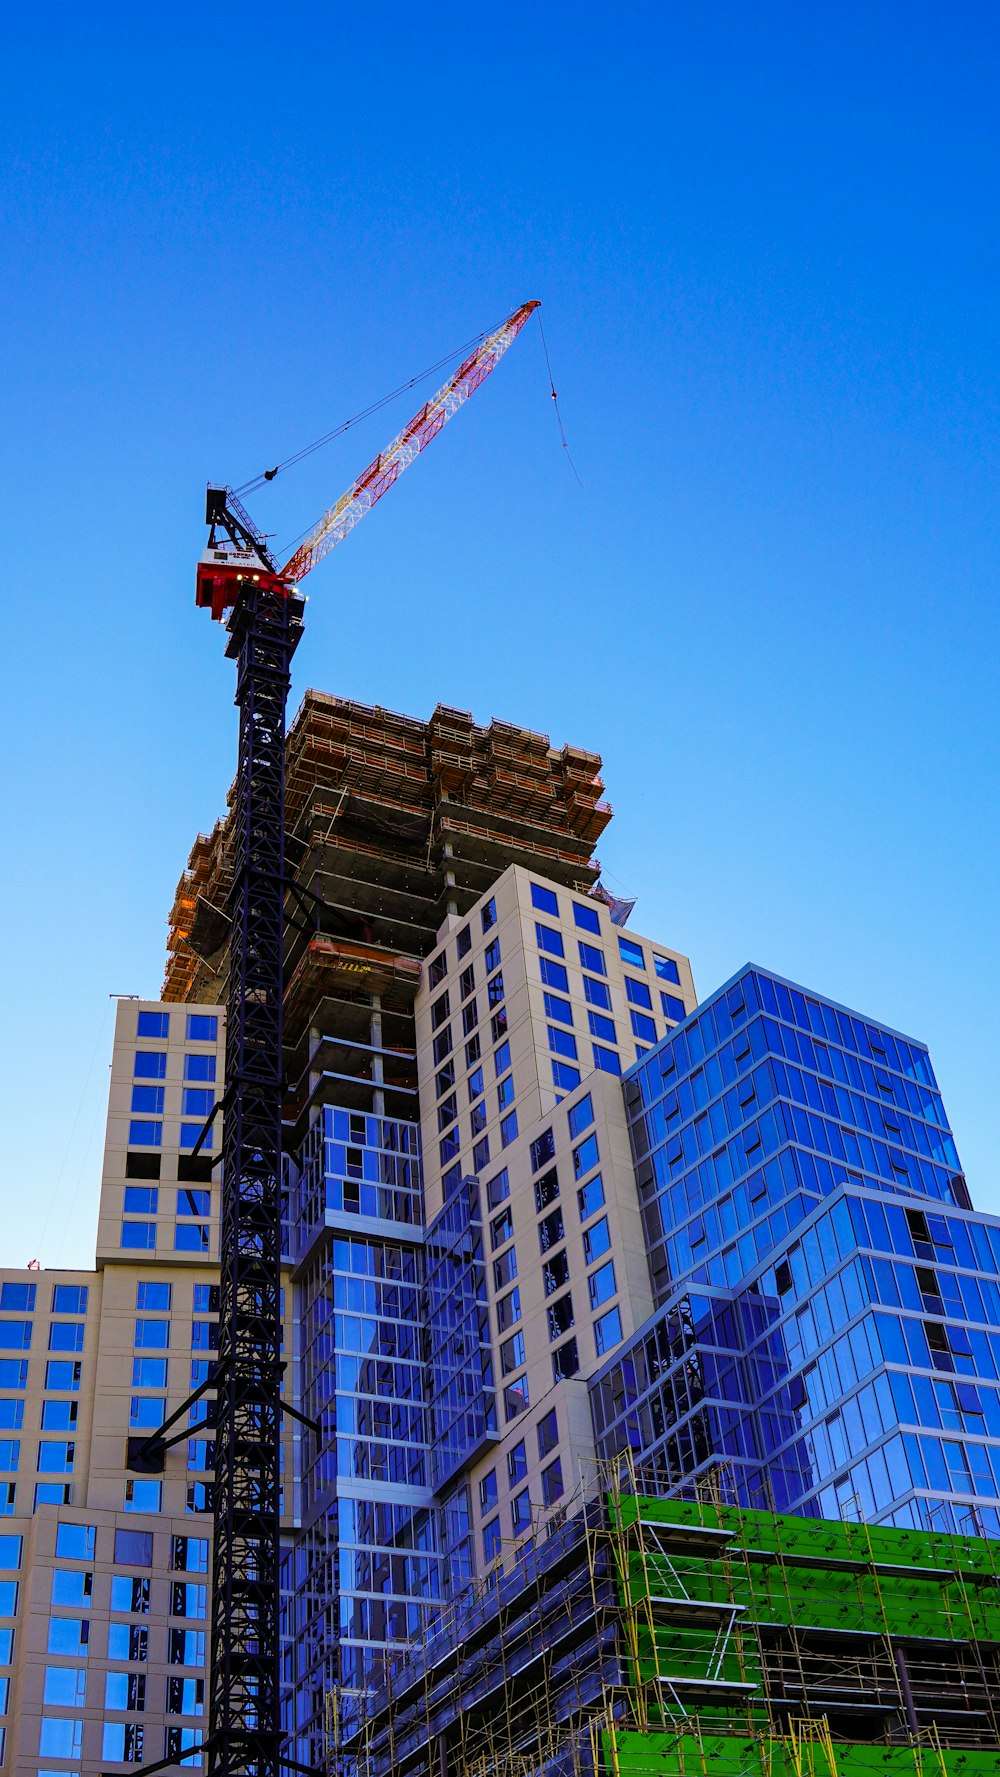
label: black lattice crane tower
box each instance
[192,302,539,1777]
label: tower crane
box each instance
[192,301,539,1777]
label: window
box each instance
[534,1168,560,1212]
[531,883,558,916]
[661,994,686,1023]
[0,1403,22,1431]
[498,1109,518,1148]
[577,1176,605,1227]
[438,1094,458,1131]
[172,1535,209,1572]
[106,1669,148,1712]
[583,1217,612,1264]
[124,1479,161,1514]
[102,1723,144,1762]
[53,1523,92,1562]
[191,1321,218,1352]
[573,901,601,934]
[465,1033,481,1068]
[131,1085,164,1114]
[496,1287,521,1332]
[472,1135,491,1173]
[132,1358,167,1389]
[490,1010,508,1044]
[481,898,497,932]
[41,1400,77,1430]
[137,1282,171,1310]
[432,1028,453,1067]
[49,1322,85,1352]
[538,1208,565,1252]
[491,1207,514,1250]
[134,1051,167,1079]
[500,1331,526,1375]
[186,1014,218,1042]
[459,963,475,1001]
[539,956,569,993]
[583,975,611,1010]
[487,971,505,1008]
[544,992,573,1025]
[128,1122,162,1148]
[48,1616,88,1654]
[180,1124,213,1151]
[129,1398,164,1430]
[547,1293,574,1339]
[429,952,447,989]
[127,1152,161,1182]
[0,1323,30,1351]
[484,937,501,973]
[497,1074,515,1111]
[175,1226,210,1254]
[588,1260,617,1309]
[593,1045,621,1075]
[456,925,472,958]
[479,1469,498,1514]
[45,1663,87,1707]
[466,1064,483,1102]
[654,955,681,984]
[38,1440,75,1473]
[182,1088,214,1117]
[543,1250,570,1295]
[482,1518,502,1562]
[618,936,644,969]
[51,1285,88,1315]
[0,1442,18,1475]
[504,1377,530,1420]
[548,1025,577,1059]
[0,1578,15,1613]
[122,1223,157,1250]
[462,1000,479,1036]
[168,1627,205,1663]
[184,1054,216,1083]
[507,1441,528,1485]
[40,1718,84,1759]
[487,1169,510,1209]
[625,977,652,1009]
[536,924,564,958]
[494,1249,517,1290]
[567,1094,594,1139]
[578,942,605,976]
[111,1573,150,1613]
[573,1133,599,1178]
[587,1011,616,1043]
[552,1061,580,1093]
[493,1038,511,1076]
[511,1488,531,1535]
[431,992,451,1030]
[630,1010,657,1043]
[171,1582,207,1618]
[0,1283,33,1313]
[178,1189,211,1217]
[541,1457,564,1506]
[594,1305,623,1357]
[124,1186,158,1214]
[138,1011,169,1039]
[552,1337,579,1381]
[45,1360,81,1390]
[115,1529,153,1566]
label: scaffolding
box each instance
[338,1455,1000,1777]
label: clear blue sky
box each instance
[2,3,998,1267]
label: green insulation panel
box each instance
[604,1729,1000,1777]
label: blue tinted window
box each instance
[121,1222,157,1251]
[567,1094,594,1139]
[134,1051,167,1079]
[484,938,501,973]
[625,977,652,1009]
[128,1121,162,1148]
[131,1085,164,1114]
[55,1523,94,1560]
[497,1075,515,1111]
[175,1226,210,1254]
[456,925,472,958]
[137,1282,171,1310]
[654,955,681,985]
[0,1443,18,1473]
[661,993,686,1023]
[539,957,569,993]
[481,898,497,932]
[124,1186,157,1214]
[552,1061,581,1093]
[132,1357,167,1388]
[493,1040,511,1075]
[44,1361,79,1390]
[37,1441,74,1473]
[573,902,601,934]
[536,924,564,958]
[51,1286,87,1315]
[182,1088,214,1117]
[548,1026,578,1060]
[137,1011,169,1039]
[531,884,558,916]
[0,1325,31,1352]
[583,1217,612,1264]
[578,943,605,976]
[588,1260,616,1308]
[500,1111,519,1148]
[588,1011,616,1043]
[0,1536,20,1570]
[577,1172,605,1221]
[574,1134,600,1178]
[0,1285,34,1314]
[134,1319,169,1349]
[594,1304,622,1357]
[0,1361,27,1388]
[48,1323,84,1353]
[186,1015,218,1042]
[544,994,573,1025]
[618,936,644,970]
[184,1055,216,1083]
[583,975,611,1010]
[180,1124,213,1150]
[473,1135,491,1173]
[630,1009,657,1043]
[593,1045,621,1076]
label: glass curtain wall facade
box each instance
[592,967,1000,1532]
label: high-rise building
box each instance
[3,690,1000,1777]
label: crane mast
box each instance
[193,302,539,1777]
